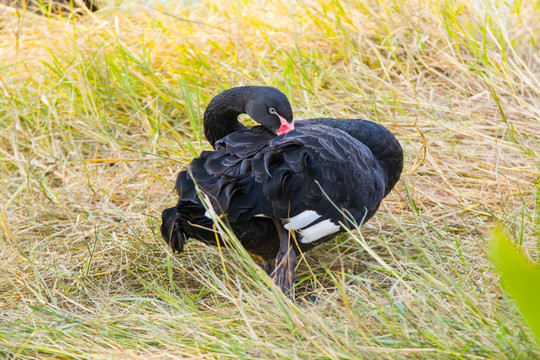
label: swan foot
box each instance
[264,259,275,276]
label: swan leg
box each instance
[272,219,296,297]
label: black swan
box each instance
[161,86,403,295]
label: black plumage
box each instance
[161,86,403,295]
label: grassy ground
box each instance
[0,0,539,358]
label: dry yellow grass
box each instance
[0,0,538,358]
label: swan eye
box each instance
[269,107,277,115]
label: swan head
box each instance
[245,87,294,135]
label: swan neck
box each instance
[203,87,252,148]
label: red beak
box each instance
[277,115,295,135]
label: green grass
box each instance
[490,227,540,345]
[0,0,539,358]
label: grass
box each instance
[0,0,539,358]
[490,227,540,345]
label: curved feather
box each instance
[180,123,386,231]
